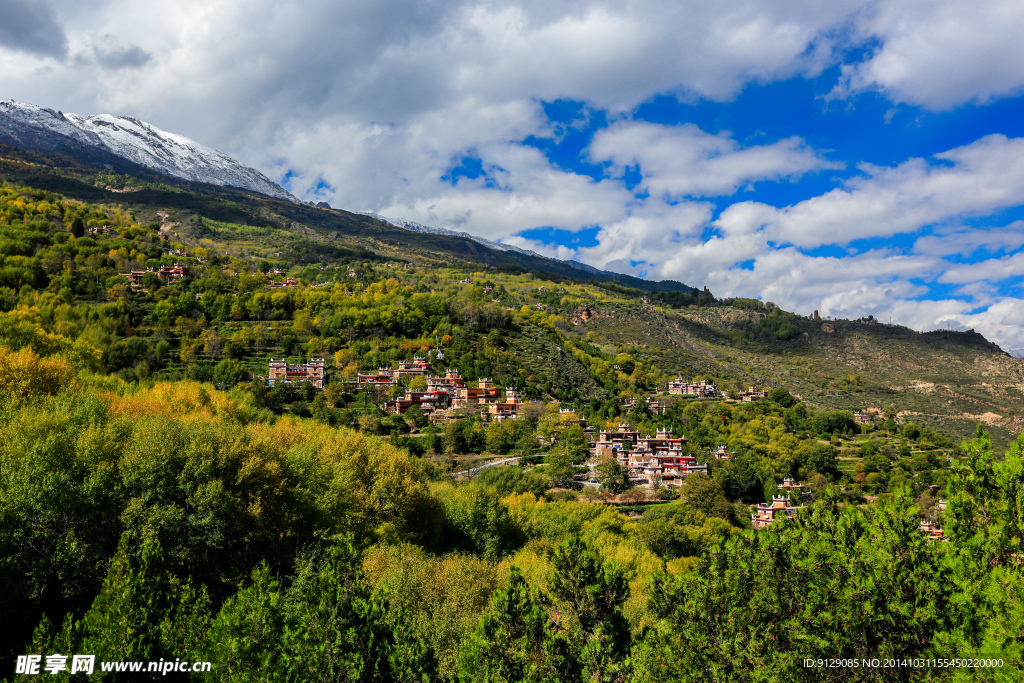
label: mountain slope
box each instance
[0,142,701,293]
[0,100,296,201]
[573,299,1024,446]
[0,150,1021,446]
[0,100,697,291]
[361,212,649,279]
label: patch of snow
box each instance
[0,99,296,202]
[359,212,600,272]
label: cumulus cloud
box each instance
[0,0,861,164]
[576,199,714,273]
[834,0,1024,109]
[716,135,1024,247]
[914,222,1024,258]
[590,121,841,198]
[939,252,1024,285]
[568,136,1024,350]
[499,235,577,261]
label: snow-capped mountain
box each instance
[0,100,296,202]
[359,212,604,275]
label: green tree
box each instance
[634,490,958,682]
[901,422,921,441]
[71,216,85,238]
[795,441,840,480]
[768,386,796,408]
[476,467,548,498]
[211,539,421,682]
[458,566,552,683]
[556,425,588,461]
[595,455,629,493]
[440,485,525,560]
[679,473,732,520]
[405,404,428,429]
[76,534,212,666]
[549,536,630,682]
[213,358,251,389]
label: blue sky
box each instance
[2,0,1024,351]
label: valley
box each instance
[1,130,1022,681]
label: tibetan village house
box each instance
[427,369,467,392]
[734,387,767,402]
[356,369,396,386]
[382,390,451,416]
[452,378,503,410]
[751,495,802,528]
[268,358,326,388]
[395,357,431,377]
[667,378,718,397]
[592,426,707,487]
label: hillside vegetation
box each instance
[1,357,1023,681]
[2,152,1024,680]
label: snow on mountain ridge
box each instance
[359,212,542,255]
[359,211,604,275]
[0,99,296,202]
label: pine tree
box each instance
[458,566,550,683]
[549,537,630,682]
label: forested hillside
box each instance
[1,365,1022,681]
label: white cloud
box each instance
[835,0,1024,109]
[939,252,1024,285]
[576,199,713,274]
[716,135,1024,247]
[500,235,577,261]
[590,121,841,198]
[914,222,1024,257]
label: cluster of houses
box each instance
[751,495,803,528]
[712,444,733,461]
[591,425,708,488]
[121,264,189,286]
[88,225,118,236]
[919,520,946,541]
[381,372,527,423]
[268,358,326,388]
[355,357,432,385]
[347,358,526,423]
[667,378,719,397]
[853,410,874,425]
[749,478,814,527]
[664,377,766,402]
[264,269,299,289]
[258,357,862,530]
[735,386,767,402]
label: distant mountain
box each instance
[0,100,296,202]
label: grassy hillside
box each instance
[568,299,1024,446]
